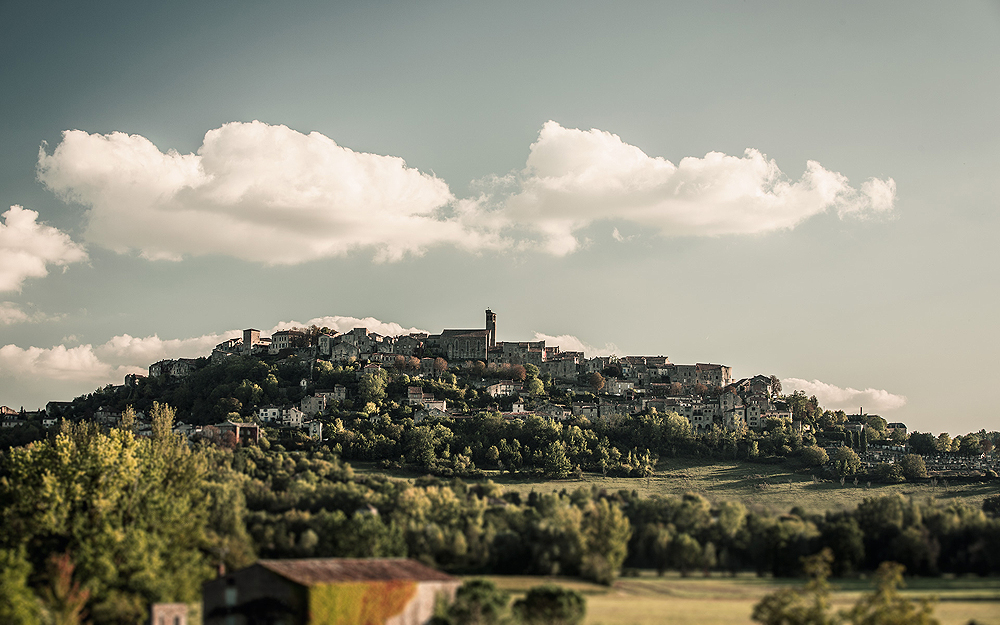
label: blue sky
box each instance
[1,1,998,434]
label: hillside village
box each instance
[145,309,796,437]
[3,309,996,477]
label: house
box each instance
[149,358,200,378]
[886,422,907,436]
[270,329,310,354]
[484,381,519,398]
[407,386,436,406]
[301,395,327,416]
[149,603,188,625]
[330,342,361,362]
[202,558,460,625]
[602,377,634,396]
[534,403,571,420]
[215,421,261,445]
[332,385,347,401]
[304,421,323,440]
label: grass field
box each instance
[355,457,994,515]
[476,573,1000,625]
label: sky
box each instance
[1,1,998,434]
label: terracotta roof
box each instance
[257,558,455,585]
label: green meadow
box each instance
[477,573,1000,625]
[358,457,995,515]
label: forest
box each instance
[1,406,998,624]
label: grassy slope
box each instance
[355,457,993,515]
[477,573,1000,625]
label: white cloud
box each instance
[271,315,427,337]
[37,121,494,264]
[782,377,907,413]
[37,120,897,263]
[0,344,135,382]
[0,302,30,325]
[497,121,896,255]
[533,332,618,358]
[0,314,428,406]
[95,332,231,366]
[0,205,87,292]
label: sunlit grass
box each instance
[467,573,1000,625]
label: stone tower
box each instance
[485,309,496,348]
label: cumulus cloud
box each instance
[0,205,87,292]
[0,314,422,394]
[533,332,618,358]
[0,302,30,325]
[37,121,494,264]
[497,121,897,255]
[782,377,907,413]
[0,344,133,382]
[37,120,896,262]
[0,302,60,325]
[271,315,427,337]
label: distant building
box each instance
[149,358,200,378]
[202,558,460,625]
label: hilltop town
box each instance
[23,310,789,434]
[3,309,996,478]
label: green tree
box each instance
[512,585,585,625]
[580,499,632,585]
[841,562,939,625]
[358,369,388,406]
[0,418,224,624]
[544,442,572,478]
[752,549,836,625]
[0,547,41,625]
[898,455,927,480]
[832,446,861,476]
[801,446,829,467]
[444,579,510,625]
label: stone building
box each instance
[202,558,460,625]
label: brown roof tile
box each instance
[256,558,455,586]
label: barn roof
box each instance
[256,558,455,586]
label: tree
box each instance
[898,455,927,480]
[580,499,632,585]
[670,533,702,577]
[544,442,572,479]
[831,446,861,476]
[752,549,836,625]
[0,548,41,625]
[841,562,939,625]
[958,433,982,457]
[443,579,510,625]
[586,372,605,393]
[42,553,90,625]
[934,433,951,453]
[433,357,449,375]
[0,417,232,624]
[525,378,544,396]
[907,433,936,456]
[801,446,829,467]
[512,585,585,625]
[358,369,388,405]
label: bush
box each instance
[871,462,905,483]
[983,494,1000,516]
[800,445,829,467]
[898,454,928,480]
[512,585,586,625]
